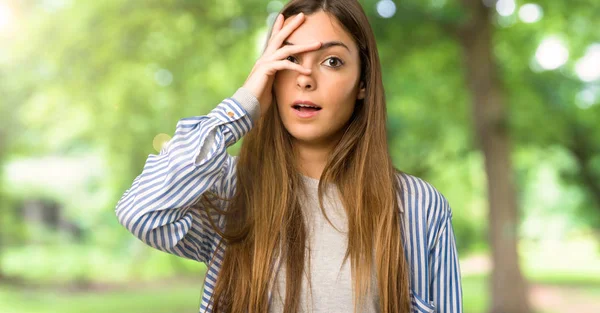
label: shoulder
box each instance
[394,171,453,247]
[395,171,452,216]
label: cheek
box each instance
[273,75,286,109]
[326,81,360,119]
[273,73,282,92]
[274,70,295,86]
[273,73,292,98]
[328,78,360,103]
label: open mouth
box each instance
[292,104,322,112]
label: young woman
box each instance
[115,0,463,312]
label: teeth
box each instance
[296,104,319,108]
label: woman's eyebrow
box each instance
[283,40,350,52]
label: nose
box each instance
[296,68,316,91]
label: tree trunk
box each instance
[567,123,600,211]
[457,1,532,312]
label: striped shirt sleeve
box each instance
[429,199,463,313]
[115,87,260,263]
[399,173,463,313]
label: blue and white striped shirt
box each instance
[115,87,463,313]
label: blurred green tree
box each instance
[0,2,599,312]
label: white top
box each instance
[269,175,379,313]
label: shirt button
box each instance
[227,111,234,117]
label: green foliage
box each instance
[0,283,203,313]
[0,0,599,286]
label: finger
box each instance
[269,14,284,42]
[272,13,304,46]
[268,41,322,62]
[265,60,312,75]
[265,12,305,55]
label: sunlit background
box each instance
[1,0,599,312]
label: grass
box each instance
[1,275,599,313]
[462,275,488,313]
[0,283,202,313]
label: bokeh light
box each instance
[576,86,599,109]
[535,37,569,70]
[575,44,600,82]
[376,0,396,19]
[153,133,172,153]
[230,17,248,32]
[0,2,14,33]
[154,68,173,87]
[266,0,284,13]
[518,3,543,23]
[266,11,278,28]
[496,0,516,17]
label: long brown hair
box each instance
[198,1,410,312]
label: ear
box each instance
[356,81,366,100]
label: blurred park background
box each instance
[1,0,599,312]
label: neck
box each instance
[293,137,339,180]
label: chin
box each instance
[291,134,321,143]
[284,125,319,141]
[288,129,334,146]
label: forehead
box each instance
[282,11,356,54]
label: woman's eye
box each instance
[286,56,343,68]
[324,57,343,68]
